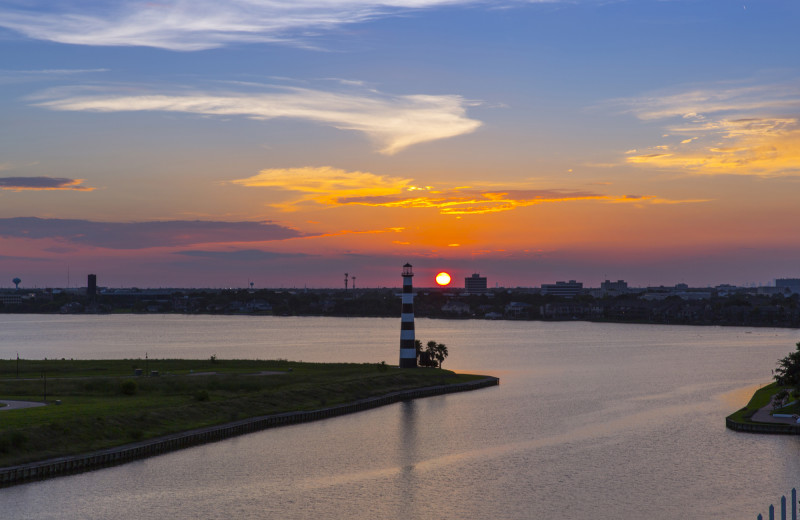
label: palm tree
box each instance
[426,340,448,368]
[434,342,448,369]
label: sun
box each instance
[435,272,452,286]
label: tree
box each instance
[425,340,449,368]
[414,339,450,368]
[433,341,448,368]
[774,342,800,388]
[773,342,800,407]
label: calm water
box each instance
[1,315,799,519]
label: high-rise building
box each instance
[399,263,417,368]
[465,273,487,294]
[87,274,97,300]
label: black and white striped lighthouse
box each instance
[399,263,417,368]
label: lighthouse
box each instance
[399,263,417,368]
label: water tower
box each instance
[399,263,417,368]
[12,277,21,290]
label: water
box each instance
[1,315,799,519]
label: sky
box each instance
[1,0,799,289]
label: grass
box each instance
[0,358,489,467]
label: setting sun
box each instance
[435,272,452,286]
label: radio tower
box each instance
[344,272,349,292]
[399,263,417,368]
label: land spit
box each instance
[0,376,499,488]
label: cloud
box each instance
[0,177,94,191]
[233,166,707,214]
[0,1,543,51]
[617,81,800,176]
[616,83,800,121]
[231,166,413,208]
[174,249,311,260]
[0,254,50,262]
[339,188,707,214]
[0,68,109,85]
[0,218,304,249]
[33,85,481,154]
[337,188,609,214]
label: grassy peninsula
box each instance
[727,383,800,426]
[727,342,800,430]
[0,358,488,467]
[727,383,781,424]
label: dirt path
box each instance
[0,400,47,411]
[750,403,798,424]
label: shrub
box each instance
[194,390,210,402]
[120,379,138,395]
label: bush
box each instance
[194,390,210,402]
[0,432,28,453]
[120,379,138,395]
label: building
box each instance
[776,279,800,295]
[442,300,471,315]
[540,280,583,298]
[0,294,23,306]
[504,301,532,318]
[600,280,628,293]
[87,274,97,301]
[464,273,487,294]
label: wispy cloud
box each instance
[617,80,800,176]
[0,1,551,51]
[231,166,413,209]
[0,218,304,249]
[338,188,609,214]
[0,176,94,191]
[33,84,481,154]
[617,83,800,121]
[174,249,311,261]
[0,68,109,85]
[338,188,706,214]
[233,166,708,214]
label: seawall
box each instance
[726,417,800,434]
[0,376,499,488]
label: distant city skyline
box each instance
[1,2,799,289]
[3,270,798,291]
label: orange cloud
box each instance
[231,166,412,210]
[628,123,800,176]
[233,166,708,215]
[337,188,706,214]
[620,81,800,176]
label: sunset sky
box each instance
[1,1,799,289]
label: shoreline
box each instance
[725,416,800,434]
[4,311,800,330]
[726,383,800,434]
[0,375,499,488]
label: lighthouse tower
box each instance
[399,263,417,368]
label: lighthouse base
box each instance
[399,357,417,369]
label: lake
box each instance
[1,315,799,519]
